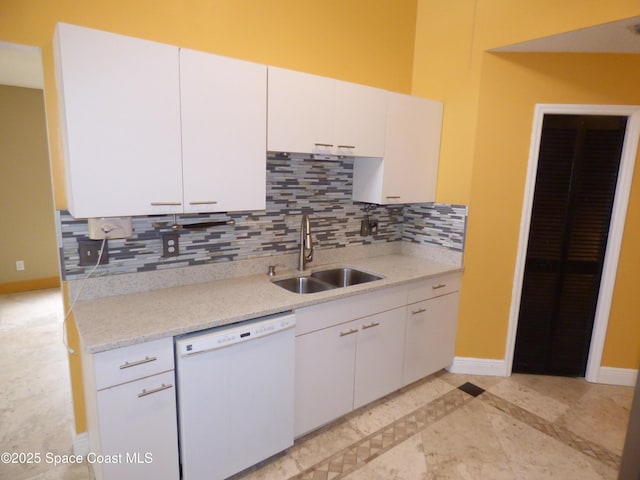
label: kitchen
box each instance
[1,1,639,479]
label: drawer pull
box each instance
[138,383,173,398]
[150,202,182,206]
[314,143,334,148]
[189,200,218,205]
[362,322,380,330]
[385,196,401,199]
[120,356,157,369]
[337,145,356,149]
[411,308,427,315]
[340,328,358,337]
[432,284,447,290]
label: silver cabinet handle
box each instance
[385,196,401,199]
[432,284,447,290]
[340,328,358,337]
[120,356,157,369]
[138,383,173,398]
[314,143,334,147]
[411,308,427,315]
[151,202,182,206]
[362,322,380,330]
[337,145,356,149]
[189,201,218,205]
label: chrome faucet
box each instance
[298,214,314,271]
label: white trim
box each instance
[505,104,640,382]
[595,367,638,387]
[72,431,90,457]
[448,357,509,377]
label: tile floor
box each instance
[1,288,634,480]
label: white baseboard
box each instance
[73,431,90,456]
[449,358,637,387]
[596,367,638,387]
[448,357,509,377]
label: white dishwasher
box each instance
[175,312,296,480]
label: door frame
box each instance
[505,104,640,382]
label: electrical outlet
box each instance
[88,217,133,240]
[79,240,109,266]
[16,260,25,271]
[162,233,179,257]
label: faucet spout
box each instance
[299,214,314,271]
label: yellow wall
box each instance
[413,0,640,204]
[458,52,640,367]
[412,0,640,369]
[411,0,479,205]
[0,85,59,291]
[0,0,417,91]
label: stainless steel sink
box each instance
[311,267,383,288]
[272,276,335,294]
[272,267,383,294]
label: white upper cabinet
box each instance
[54,23,267,218]
[55,23,183,218]
[180,49,267,213]
[352,92,443,205]
[267,67,334,155]
[267,67,386,157]
[333,80,387,157]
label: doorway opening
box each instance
[513,114,626,376]
[506,104,640,382]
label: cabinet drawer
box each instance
[295,285,407,336]
[94,337,174,390]
[407,272,461,304]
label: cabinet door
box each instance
[54,23,183,218]
[96,371,180,480]
[381,93,442,204]
[180,49,267,213]
[334,80,386,157]
[267,67,334,154]
[294,321,358,437]
[352,93,443,205]
[403,292,460,386]
[354,308,406,409]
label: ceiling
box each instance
[0,42,44,89]
[1,15,640,90]
[491,15,640,53]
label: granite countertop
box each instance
[74,254,463,354]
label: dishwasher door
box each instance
[175,312,295,480]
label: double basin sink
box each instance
[273,267,383,294]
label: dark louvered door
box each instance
[513,114,627,376]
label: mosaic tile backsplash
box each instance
[59,154,467,280]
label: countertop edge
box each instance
[76,255,463,354]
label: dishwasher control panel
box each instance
[176,312,295,356]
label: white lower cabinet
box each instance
[353,308,406,409]
[295,320,358,436]
[96,371,180,480]
[295,274,460,437]
[82,337,179,480]
[294,306,407,436]
[403,292,460,386]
